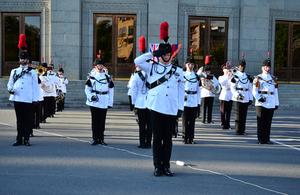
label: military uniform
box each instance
[134,51,185,175]
[253,59,279,144]
[231,60,253,135]
[199,66,219,124]
[131,70,152,148]
[7,64,40,146]
[85,59,114,146]
[182,56,201,144]
[57,69,68,111]
[218,64,233,130]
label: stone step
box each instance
[1,79,300,109]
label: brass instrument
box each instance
[36,66,46,75]
[229,66,239,76]
[197,66,221,94]
[41,75,56,93]
[55,89,65,103]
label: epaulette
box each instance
[85,79,92,87]
[247,73,253,83]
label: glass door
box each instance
[1,13,41,77]
[94,14,136,79]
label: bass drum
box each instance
[55,89,65,103]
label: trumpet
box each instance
[36,66,46,75]
[229,67,239,76]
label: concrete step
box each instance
[1,79,300,110]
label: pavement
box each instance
[0,106,299,195]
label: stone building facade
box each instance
[1,0,300,82]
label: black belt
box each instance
[259,91,274,95]
[236,88,248,91]
[92,90,108,95]
[185,90,197,94]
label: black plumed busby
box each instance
[238,53,246,66]
[18,34,30,59]
[157,22,172,55]
[186,56,195,64]
[204,65,211,71]
[94,58,105,66]
[262,52,271,67]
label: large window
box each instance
[275,21,300,82]
[189,17,228,77]
[1,13,41,77]
[94,14,136,79]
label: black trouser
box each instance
[56,94,65,111]
[128,96,133,111]
[220,100,233,129]
[201,97,214,123]
[14,101,34,141]
[90,106,107,141]
[151,110,176,169]
[137,108,152,148]
[42,97,53,120]
[182,106,197,140]
[30,101,41,133]
[256,106,274,142]
[234,101,249,134]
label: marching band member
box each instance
[253,54,279,144]
[134,22,185,177]
[56,65,68,112]
[218,62,233,130]
[40,62,59,122]
[231,54,253,135]
[198,56,220,124]
[7,34,39,146]
[127,72,135,111]
[85,56,114,146]
[182,55,201,144]
[131,36,152,149]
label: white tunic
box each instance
[183,71,201,107]
[58,76,69,93]
[40,72,59,97]
[200,75,219,98]
[253,73,279,109]
[231,71,253,103]
[218,74,233,101]
[131,71,148,109]
[134,52,185,116]
[127,74,134,96]
[7,66,40,103]
[85,72,114,108]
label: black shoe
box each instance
[51,115,54,118]
[258,140,263,144]
[42,120,46,123]
[30,133,34,137]
[137,145,146,149]
[228,127,233,130]
[36,126,40,129]
[183,140,188,144]
[267,141,273,145]
[236,132,242,135]
[201,121,205,124]
[164,168,173,177]
[208,121,214,124]
[243,132,248,135]
[99,140,107,145]
[24,140,31,146]
[91,140,97,145]
[12,140,22,146]
[154,168,162,177]
[189,140,196,144]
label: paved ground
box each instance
[0,106,299,195]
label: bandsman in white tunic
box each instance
[182,56,201,144]
[134,22,185,177]
[218,62,233,130]
[85,57,114,146]
[253,56,279,144]
[7,34,39,146]
[231,55,253,135]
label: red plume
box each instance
[18,34,27,50]
[205,55,210,65]
[160,22,169,43]
[139,36,146,53]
